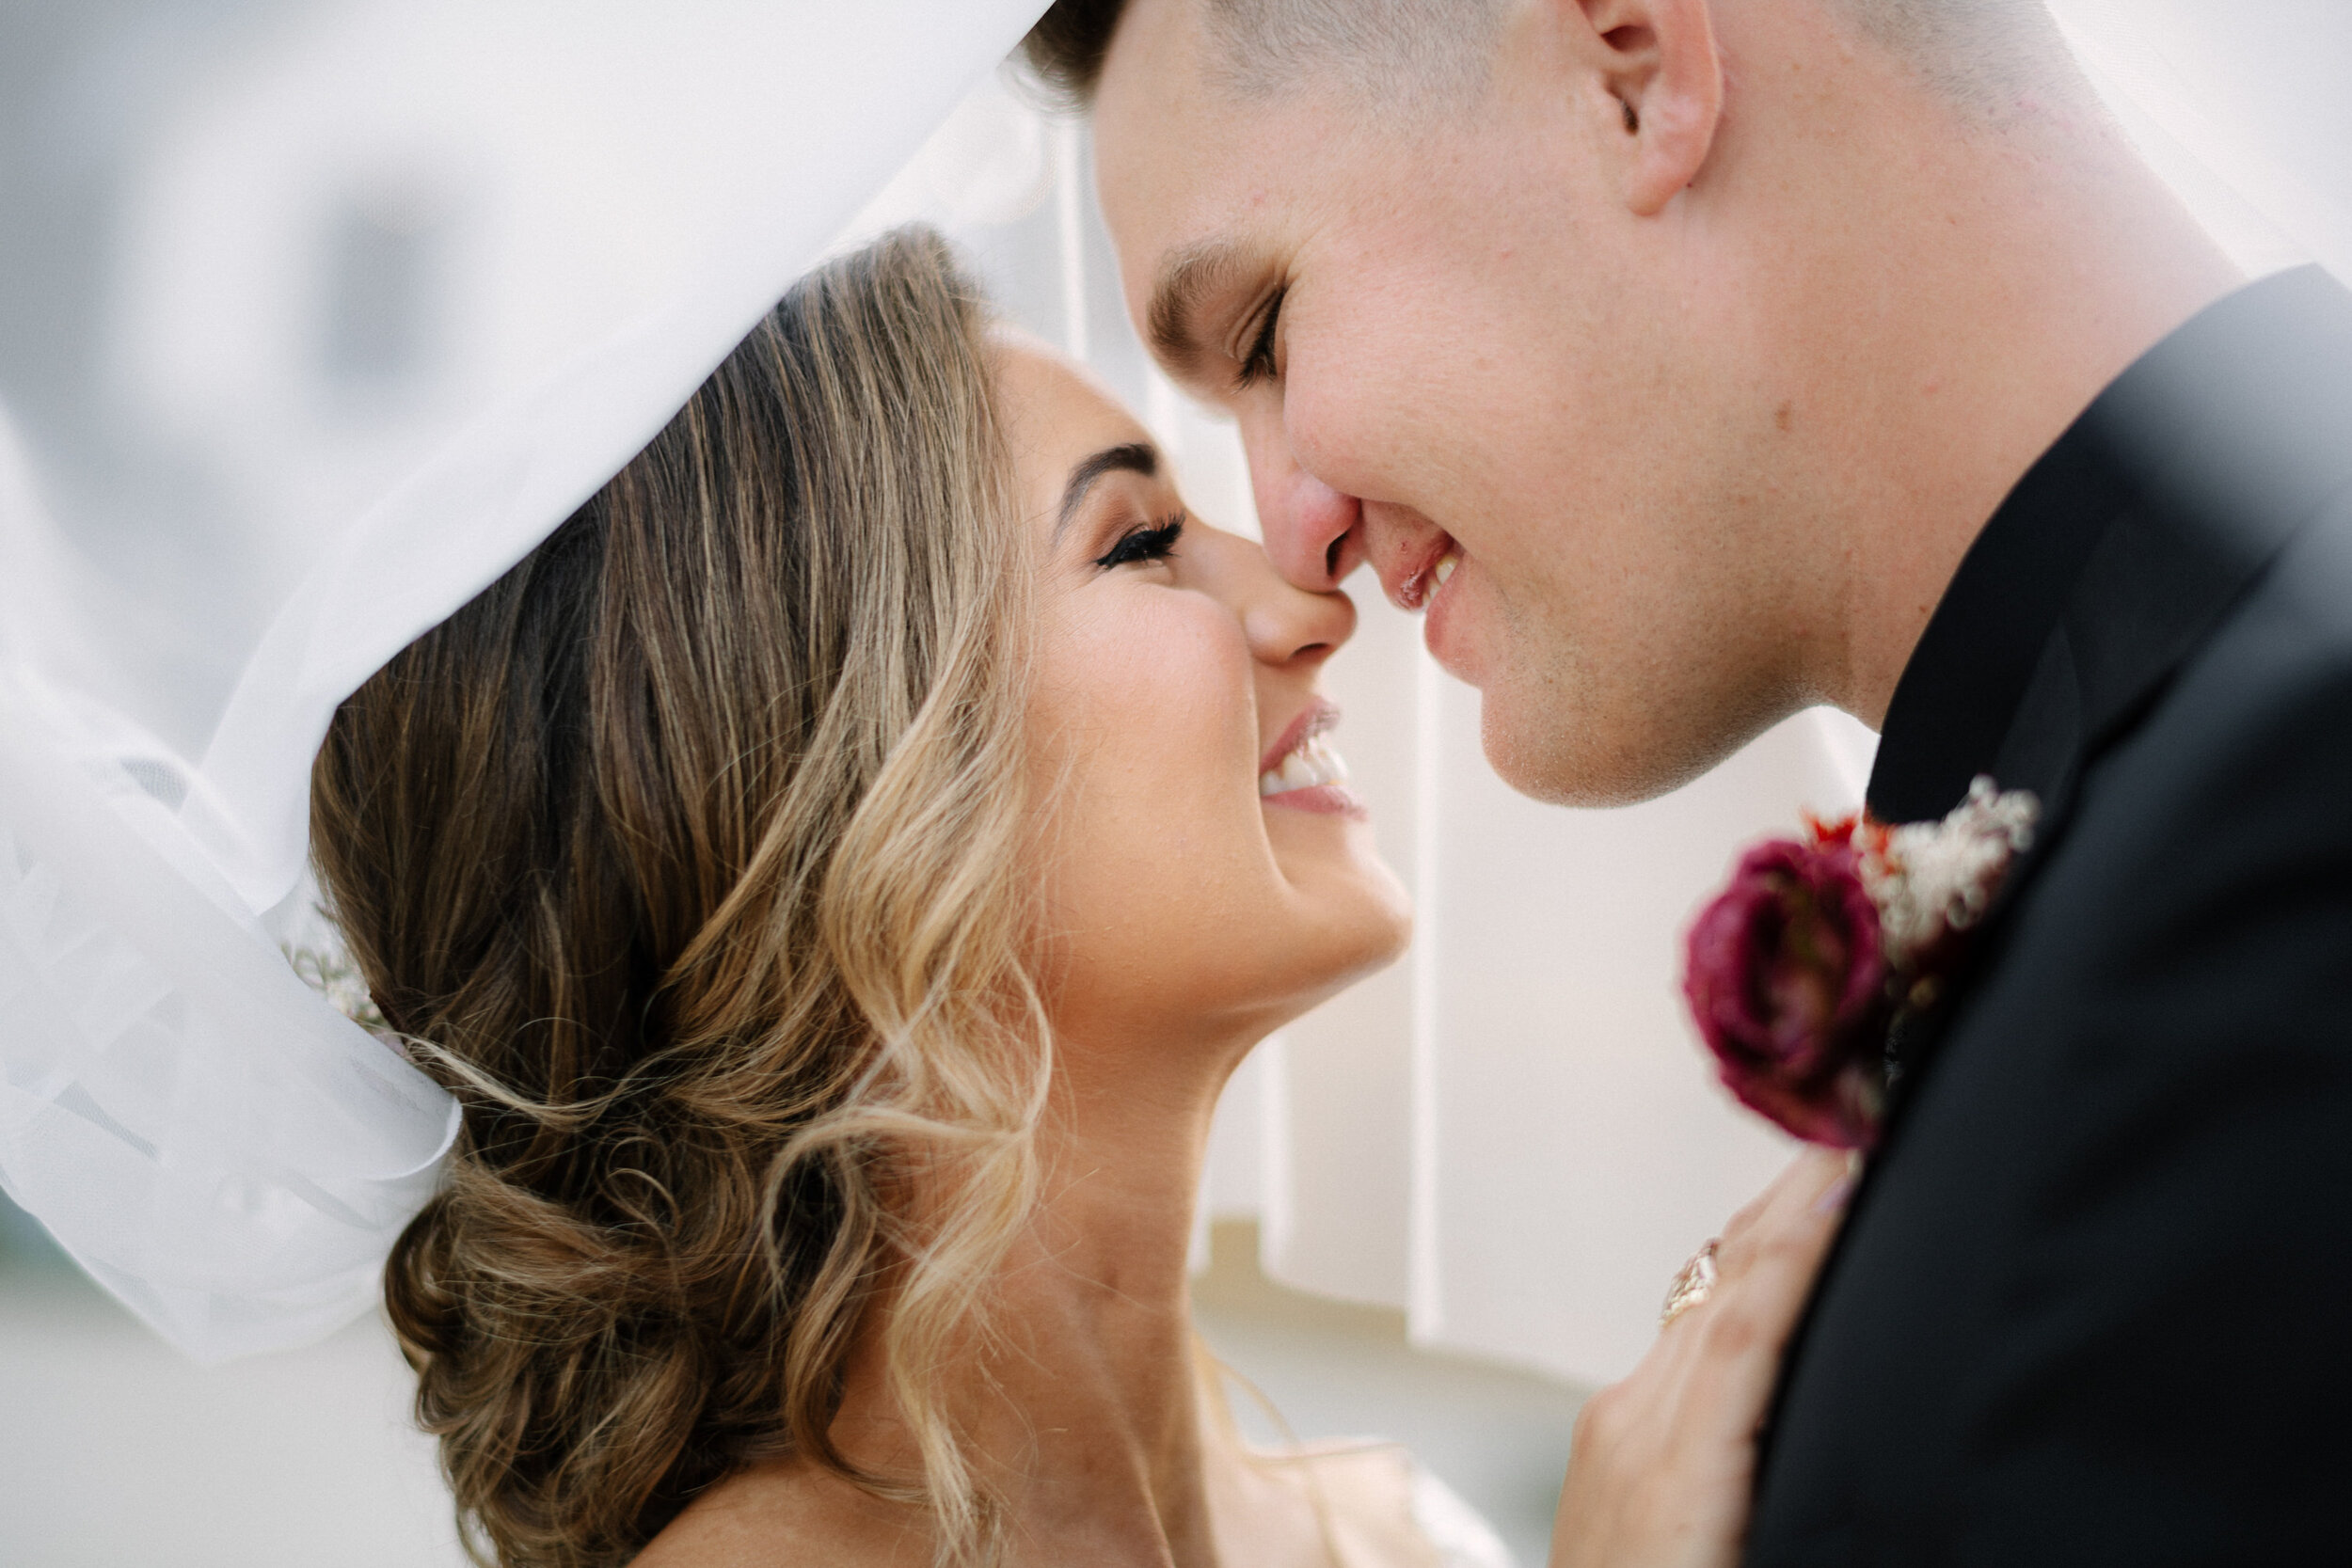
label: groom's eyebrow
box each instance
[1147,242,1251,376]
[1057,442,1159,538]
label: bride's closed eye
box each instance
[1093,515,1185,570]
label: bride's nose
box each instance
[1222,531,1356,669]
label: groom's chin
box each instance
[1476,685,1743,810]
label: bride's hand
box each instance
[1548,1147,1854,1568]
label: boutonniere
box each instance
[1681,776,2039,1150]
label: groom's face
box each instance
[1093,0,1804,805]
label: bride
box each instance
[307,225,1845,1568]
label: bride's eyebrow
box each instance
[1056,441,1159,540]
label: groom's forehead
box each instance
[1098,139,1311,391]
[1092,0,1211,104]
[1094,8,1359,295]
[1094,3,1276,345]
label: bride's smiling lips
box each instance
[1258,698,1365,817]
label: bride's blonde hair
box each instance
[310,227,1045,1568]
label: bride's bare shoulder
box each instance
[631,1459,925,1568]
[633,1442,1515,1567]
[1254,1442,1518,1568]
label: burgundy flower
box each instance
[1682,831,1890,1149]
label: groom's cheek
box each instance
[1314,298,1532,516]
[1279,341,1424,525]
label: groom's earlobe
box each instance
[1573,0,1724,215]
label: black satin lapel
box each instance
[1994,261,2352,842]
[1883,489,2312,1104]
[1866,267,2352,829]
[1992,626,2083,819]
[2062,505,2280,758]
[1866,443,2119,825]
[1984,487,2275,847]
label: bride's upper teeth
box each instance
[1435,552,1458,588]
[1259,733,1351,798]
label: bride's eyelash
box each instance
[1233,286,1286,389]
[1093,514,1185,569]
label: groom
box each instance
[1029,0,2352,1560]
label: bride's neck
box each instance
[831,1021,1248,1562]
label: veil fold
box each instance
[0,0,1046,1362]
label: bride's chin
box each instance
[1268,828,1411,940]
[1263,931,1411,1028]
[1267,875,1415,1000]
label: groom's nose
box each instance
[1245,422,1363,592]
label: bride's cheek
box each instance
[1053,609,1256,890]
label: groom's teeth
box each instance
[1435,553,1458,589]
[1258,734,1350,798]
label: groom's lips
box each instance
[1380,529,1458,613]
[1422,546,1472,681]
[1363,514,1480,684]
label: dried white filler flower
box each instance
[1859,775,2040,975]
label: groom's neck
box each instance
[1788,66,2243,727]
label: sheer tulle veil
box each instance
[1,0,2346,1365]
[0,0,1048,1361]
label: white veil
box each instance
[0,0,1046,1362]
[0,0,2347,1370]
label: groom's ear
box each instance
[1565,0,1724,216]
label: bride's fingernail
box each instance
[1810,1175,1856,1215]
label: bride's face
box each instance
[997,336,1410,1044]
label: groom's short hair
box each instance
[1023,0,2070,113]
[1023,0,1502,105]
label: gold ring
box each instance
[1660,1238,1720,1328]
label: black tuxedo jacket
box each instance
[1746,267,2352,1565]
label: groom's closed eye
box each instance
[1146,240,1281,390]
[1233,286,1286,390]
